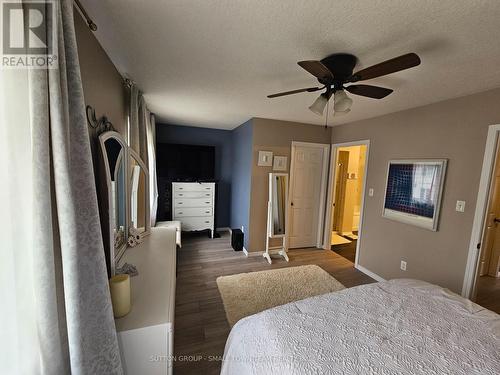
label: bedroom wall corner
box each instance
[230,119,254,248]
[248,118,332,252]
[156,124,233,227]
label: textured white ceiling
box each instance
[80,0,500,129]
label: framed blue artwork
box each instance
[383,159,447,231]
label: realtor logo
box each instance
[1,0,57,68]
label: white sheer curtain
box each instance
[147,112,158,226]
[130,86,158,226]
[0,62,39,375]
[0,1,122,373]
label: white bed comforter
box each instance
[221,279,500,375]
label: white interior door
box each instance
[288,143,328,248]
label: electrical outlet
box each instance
[368,188,374,197]
[400,260,407,271]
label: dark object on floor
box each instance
[231,229,244,251]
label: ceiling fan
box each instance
[267,53,421,116]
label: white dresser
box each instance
[115,227,176,375]
[172,182,215,238]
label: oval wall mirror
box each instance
[98,131,128,275]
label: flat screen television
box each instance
[156,143,215,182]
[156,143,216,221]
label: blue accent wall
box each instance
[230,120,253,248]
[156,124,233,228]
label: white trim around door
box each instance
[288,141,330,249]
[462,124,500,298]
[323,140,370,268]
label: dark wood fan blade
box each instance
[267,86,322,98]
[345,84,393,99]
[297,61,334,82]
[348,53,421,82]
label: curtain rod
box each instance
[74,0,97,31]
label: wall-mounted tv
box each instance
[156,143,215,182]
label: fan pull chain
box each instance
[324,99,329,129]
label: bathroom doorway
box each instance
[326,142,368,264]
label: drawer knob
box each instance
[205,211,210,213]
[205,202,210,204]
[178,202,183,204]
[179,194,183,196]
[178,212,183,214]
[205,221,209,223]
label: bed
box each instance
[221,279,500,375]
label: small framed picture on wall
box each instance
[258,151,273,166]
[273,156,288,171]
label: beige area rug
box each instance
[216,265,345,326]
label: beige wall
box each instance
[74,11,127,151]
[248,118,332,252]
[331,87,500,293]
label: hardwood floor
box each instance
[174,231,375,375]
[331,239,357,263]
[475,275,500,314]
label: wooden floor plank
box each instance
[174,232,374,374]
[475,275,500,313]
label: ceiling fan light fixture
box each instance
[309,93,329,116]
[333,90,353,113]
[333,108,351,117]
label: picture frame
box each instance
[273,156,287,171]
[382,159,447,231]
[258,151,273,166]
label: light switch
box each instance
[456,200,466,212]
[368,188,374,197]
[400,260,407,271]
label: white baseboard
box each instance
[242,247,248,256]
[217,227,231,232]
[355,264,385,282]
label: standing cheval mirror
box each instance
[264,173,290,264]
[98,131,128,275]
[128,148,151,241]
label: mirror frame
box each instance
[268,172,289,238]
[98,131,129,275]
[128,147,151,239]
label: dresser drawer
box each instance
[181,217,213,231]
[174,191,213,199]
[173,183,214,192]
[173,198,212,208]
[174,207,213,217]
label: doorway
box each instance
[288,142,330,249]
[324,141,369,265]
[465,126,500,313]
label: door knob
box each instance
[291,202,294,206]
[494,218,500,224]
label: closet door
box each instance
[288,143,329,249]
